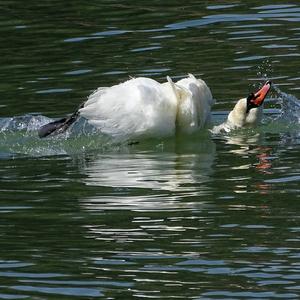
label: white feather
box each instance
[79,75,214,139]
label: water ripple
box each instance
[1,1,300,299]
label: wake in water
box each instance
[0,87,299,158]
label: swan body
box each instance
[38,76,271,140]
[79,74,214,139]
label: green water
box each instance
[0,1,300,299]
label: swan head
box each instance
[227,81,272,128]
[212,81,272,134]
[246,80,272,113]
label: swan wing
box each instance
[79,77,177,139]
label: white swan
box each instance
[38,74,214,139]
[212,81,272,134]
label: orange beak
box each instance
[252,81,272,106]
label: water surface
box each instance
[0,1,300,299]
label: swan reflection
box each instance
[82,138,216,193]
[79,136,216,212]
[214,131,275,195]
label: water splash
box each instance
[0,114,52,133]
[256,59,274,81]
[0,115,116,158]
[254,59,300,124]
[273,85,300,124]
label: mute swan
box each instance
[211,81,272,134]
[38,74,214,139]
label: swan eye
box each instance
[247,93,255,101]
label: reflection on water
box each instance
[80,138,215,213]
[84,140,215,192]
[1,1,300,299]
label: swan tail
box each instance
[38,102,85,138]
